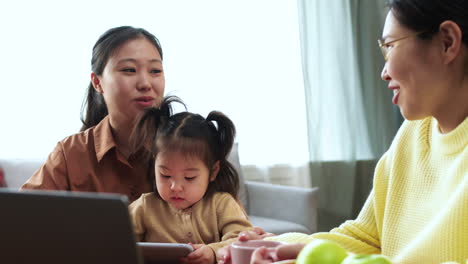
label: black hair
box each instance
[386,0,468,44]
[80,26,163,131]
[130,96,239,199]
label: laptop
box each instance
[0,188,143,264]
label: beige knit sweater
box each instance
[129,192,253,253]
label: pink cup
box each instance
[230,240,283,264]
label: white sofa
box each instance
[0,145,318,234]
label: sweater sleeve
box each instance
[128,195,147,242]
[207,193,254,252]
[265,192,381,254]
[21,142,70,190]
[310,189,382,254]
[266,152,393,255]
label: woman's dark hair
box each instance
[130,96,239,199]
[80,26,163,131]
[386,0,468,45]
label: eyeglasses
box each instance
[377,31,425,61]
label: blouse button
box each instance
[187,232,193,238]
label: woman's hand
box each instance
[250,243,305,264]
[250,246,279,264]
[217,226,275,264]
[181,244,216,264]
[275,243,305,260]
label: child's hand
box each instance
[180,243,216,264]
[239,226,275,241]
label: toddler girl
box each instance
[128,96,253,264]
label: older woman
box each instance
[219,0,468,263]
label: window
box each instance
[0,0,309,167]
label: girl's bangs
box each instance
[156,136,213,164]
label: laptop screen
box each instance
[0,189,143,264]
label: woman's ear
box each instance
[209,161,220,182]
[439,20,463,64]
[91,72,103,93]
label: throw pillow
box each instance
[0,167,6,187]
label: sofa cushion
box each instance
[0,159,44,190]
[249,215,310,234]
[227,143,249,212]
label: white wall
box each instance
[0,0,309,167]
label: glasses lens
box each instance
[377,40,387,61]
[381,46,388,61]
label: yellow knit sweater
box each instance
[267,117,468,264]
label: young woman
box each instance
[219,0,468,263]
[22,26,165,202]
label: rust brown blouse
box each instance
[21,116,153,202]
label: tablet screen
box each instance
[137,242,194,264]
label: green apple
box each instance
[341,254,392,264]
[296,239,348,264]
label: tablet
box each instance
[137,242,194,264]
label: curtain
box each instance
[297,0,402,231]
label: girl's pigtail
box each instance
[129,107,162,193]
[206,111,239,199]
[130,96,183,161]
[130,107,163,162]
[206,111,236,158]
[129,96,185,194]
